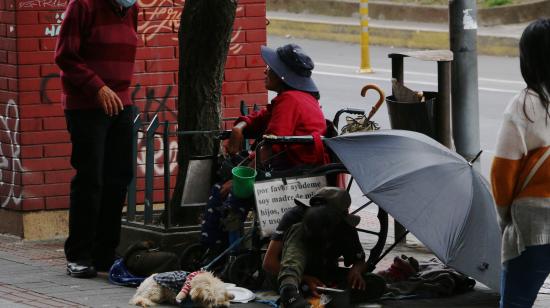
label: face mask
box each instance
[115,0,135,8]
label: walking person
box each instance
[55,0,138,278]
[491,18,550,307]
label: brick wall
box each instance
[0,0,267,212]
[0,0,19,210]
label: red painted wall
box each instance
[0,0,267,210]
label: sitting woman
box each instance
[199,43,330,259]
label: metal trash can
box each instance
[386,91,437,139]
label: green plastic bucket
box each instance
[231,166,257,199]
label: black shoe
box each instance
[67,262,97,278]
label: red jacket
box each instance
[237,90,329,167]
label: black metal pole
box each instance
[390,55,404,83]
[163,121,171,230]
[126,113,141,222]
[144,115,159,225]
[436,60,452,148]
[449,0,481,163]
[389,54,407,244]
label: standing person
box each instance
[491,18,550,307]
[199,44,330,258]
[55,0,138,278]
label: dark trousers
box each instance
[64,107,135,266]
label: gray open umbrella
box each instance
[325,130,501,291]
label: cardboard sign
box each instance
[254,175,327,237]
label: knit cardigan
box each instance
[491,89,550,263]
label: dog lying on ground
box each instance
[129,270,234,307]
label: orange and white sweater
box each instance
[491,89,550,263]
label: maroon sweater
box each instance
[55,0,138,110]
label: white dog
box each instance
[129,271,234,307]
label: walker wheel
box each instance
[226,252,264,290]
[179,243,207,272]
[308,163,389,271]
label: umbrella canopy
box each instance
[325,130,501,291]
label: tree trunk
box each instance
[171,0,237,225]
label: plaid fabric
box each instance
[153,271,190,293]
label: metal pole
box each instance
[390,54,404,83]
[436,60,452,148]
[359,0,372,73]
[449,0,481,164]
[126,112,141,222]
[163,121,171,230]
[144,114,159,225]
[389,53,406,244]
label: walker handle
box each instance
[333,108,365,128]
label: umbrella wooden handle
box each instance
[361,84,385,121]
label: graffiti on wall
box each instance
[42,1,244,55]
[0,100,23,208]
[40,73,60,104]
[44,12,65,37]
[18,0,67,9]
[137,0,244,54]
[136,131,178,175]
[229,23,243,55]
[40,73,178,176]
[138,0,183,42]
[131,84,178,175]
[132,84,176,121]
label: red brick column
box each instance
[0,0,267,239]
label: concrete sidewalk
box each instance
[0,208,547,307]
[0,225,548,308]
[266,11,528,57]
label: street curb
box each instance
[267,0,550,27]
[267,18,519,57]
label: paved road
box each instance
[267,35,524,179]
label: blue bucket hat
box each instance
[261,44,318,93]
